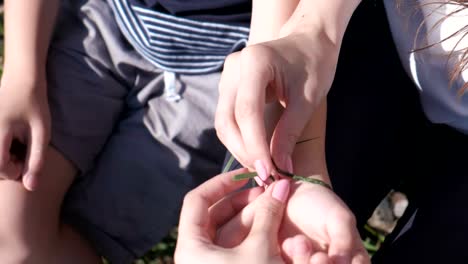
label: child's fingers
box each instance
[0,128,12,172]
[23,123,48,191]
[310,252,331,264]
[351,248,371,264]
[282,235,313,264]
[214,191,257,248]
[327,211,358,264]
[0,129,21,180]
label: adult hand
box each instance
[215,32,338,182]
[0,74,50,191]
[175,169,313,264]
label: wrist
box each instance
[291,138,331,187]
[291,172,333,194]
[279,28,340,63]
[2,63,47,92]
[278,0,360,51]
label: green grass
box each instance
[135,228,177,263]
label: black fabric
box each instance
[223,0,468,262]
[329,1,468,262]
[326,0,428,234]
[129,0,251,26]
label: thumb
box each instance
[248,179,290,242]
[23,123,48,191]
[270,102,313,174]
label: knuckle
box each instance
[224,52,240,69]
[257,197,282,217]
[182,192,192,206]
[214,119,228,142]
[240,45,276,76]
[182,191,196,207]
[241,45,275,68]
[341,211,357,227]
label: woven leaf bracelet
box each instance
[224,137,332,190]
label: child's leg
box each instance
[0,146,100,263]
[61,71,225,263]
[0,0,140,261]
[30,0,226,262]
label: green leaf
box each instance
[232,172,258,181]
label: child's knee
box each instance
[0,229,55,263]
[0,183,64,263]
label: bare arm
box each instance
[3,0,60,86]
[217,0,360,179]
[0,0,60,190]
[250,0,361,46]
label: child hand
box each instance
[281,182,370,264]
[215,180,369,264]
[175,169,309,264]
[0,75,50,191]
[215,32,338,181]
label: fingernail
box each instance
[254,176,264,187]
[271,179,290,203]
[23,174,30,187]
[23,174,36,191]
[254,160,268,181]
[286,156,293,173]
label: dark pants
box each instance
[224,0,468,263]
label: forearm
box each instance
[248,0,299,44]
[3,0,60,85]
[250,0,361,48]
[279,0,361,47]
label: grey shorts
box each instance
[47,0,225,262]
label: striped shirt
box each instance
[108,0,250,74]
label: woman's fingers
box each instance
[215,52,249,167]
[209,186,263,230]
[0,127,22,180]
[234,47,276,181]
[282,235,313,264]
[178,168,249,241]
[216,179,291,248]
[23,121,49,191]
[247,179,290,242]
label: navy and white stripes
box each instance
[108,0,250,74]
